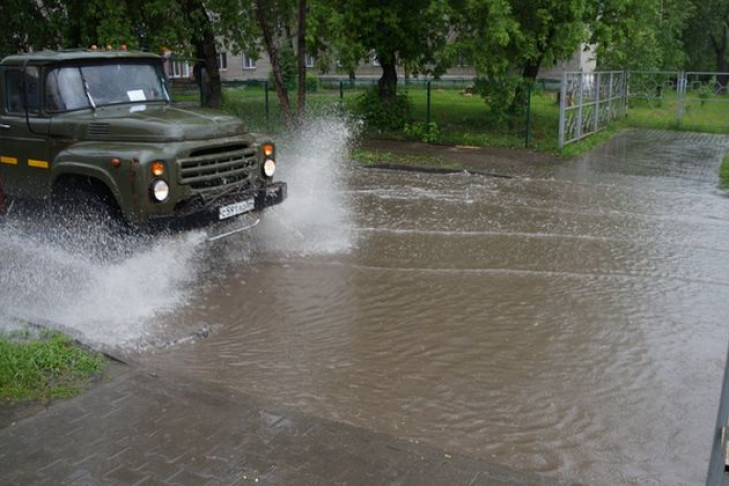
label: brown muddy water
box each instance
[3,127,729,484]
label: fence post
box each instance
[623,71,628,118]
[525,82,532,148]
[608,72,614,122]
[707,339,729,485]
[576,72,584,142]
[594,73,601,133]
[558,71,568,150]
[426,80,432,128]
[264,81,270,131]
[339,80,344,104]
[676,71,685,127]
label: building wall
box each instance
[217,45,596,83]
[222,52,274,81]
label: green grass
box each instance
[215,82,729,163]
[351,148,461,170]
[626,95,729,134]
[720,150,729,189]
[220,83,563,150]
[0,328,106,403]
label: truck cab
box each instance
[0,49,286,237]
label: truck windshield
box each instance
[45,62,170,112]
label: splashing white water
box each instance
[0,115,357,350]
[253,116,357,256]
[0,224,207,349]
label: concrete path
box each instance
[0,363,568,485]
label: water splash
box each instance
[252,116,357,256]
[0,218,207,350]
[0,114,357,350]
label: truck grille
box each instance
[178,144,258,190]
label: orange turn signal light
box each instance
[111,157,121,168]
[151,161,165,177]
[262,143,275,158]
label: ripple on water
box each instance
[132,130,729,485]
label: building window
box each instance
[243,53,256,70]
[305,54,315,69]
[169,60,191,79]
[217,52,228,71]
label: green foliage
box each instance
[404,121,439,143]
[683,0,729,72]
[473,75,526,119]
[310,0,452,101]
[0,329,105,403]
[697,79,715,107]
[355,87,412,132]
[590,0,692,70]
[305,73,320,93]
[267,44,319,93]
[720,151,729,189]
[268,43,298,89]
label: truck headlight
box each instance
[263,159,276,177]
[152,179,170,202]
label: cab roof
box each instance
[1,49,161,67]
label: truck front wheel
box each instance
[51,178,133,259]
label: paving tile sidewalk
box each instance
[0,364,568,486]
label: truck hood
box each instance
[50,103,250,142]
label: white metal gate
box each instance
[559,71,729,149]
[558,71,626,149]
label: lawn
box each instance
[0,327,106,403]
[177,80,729,159]
[218,82,564,150]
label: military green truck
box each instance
[0,49,286,240]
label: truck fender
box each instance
[50,160,125,210]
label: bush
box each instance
[355,87,412,132]
[404,121,439,143]
[473,74,526,121]
[305,73,319,93]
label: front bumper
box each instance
[147,182,287,232]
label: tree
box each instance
[313,0,451,104]
[510,0,588,82]
[1,0,229,108]
[588,0,692,71]
[684,0,729,73]
[0,0,59,57]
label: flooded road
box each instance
[4,128,729,484]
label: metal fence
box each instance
[558,71,626,148]
[211,78,541,147]
[628,71,729,127]
[559,70,729,148]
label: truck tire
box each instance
[52,182,133,260]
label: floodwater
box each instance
[3,127,729,484]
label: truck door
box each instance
[0,65,52,200]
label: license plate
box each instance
[219,198,254,220]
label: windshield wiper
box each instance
[78,68,96,111]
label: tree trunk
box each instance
[711,22,729,93]
[194,35,222,109]
[510,57,542,114]
[256,0,293,124]
[183,0,222,109]
[296,0,307,123]
[377,52,398,104]
[522,59,541,83]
